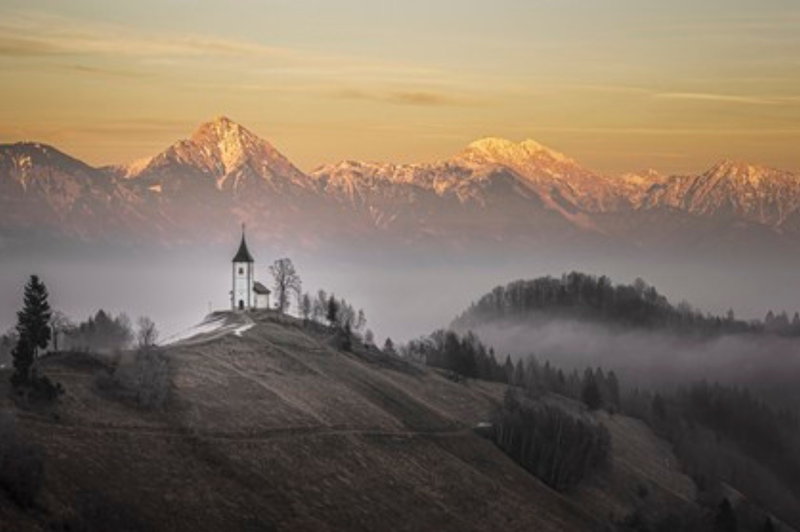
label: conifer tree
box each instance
[383,337,395,355]
[326,295,339,327]
[606,370,621,407]
[715,498,737,532]
[581,370,602,411]
[339,321,353,352]
[11,275,52,387]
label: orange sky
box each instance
[1,0,799,175]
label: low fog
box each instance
[465,316,800,394]
[3,240,800,360]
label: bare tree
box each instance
[300,292,312,323]
[337,298,355,329]
[269,258,302,314]
[355,309,367,334]
[136,316,159,348]
[49,310,73,353]
[312,290,327,323]
[116,313,135,350]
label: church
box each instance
[231,227,271,311]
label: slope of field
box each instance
[1,312,699,531]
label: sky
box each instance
[1,0,799,175]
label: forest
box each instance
[453,272,800,336]
[401,325,800,529]
[624,382,800,528]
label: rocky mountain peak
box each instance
[704,159,789,185]
[186,116,269,173]
[458,137,571,167]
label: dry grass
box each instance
[0,312,701,531]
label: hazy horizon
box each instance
[3,241,799,348]
[2,0,800,176]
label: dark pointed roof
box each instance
[232,229,254,263]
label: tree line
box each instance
[624,381,800,528]
[492,388,611,492]
[1,309,159,355]
[2,275,162,403]
[400,327,616,492]
[402,329,508,382]
[401,328,621,413]
[454,271,800,336]
[265,257,383,352]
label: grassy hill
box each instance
[1,311,700,531]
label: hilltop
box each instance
[1,311,700,531]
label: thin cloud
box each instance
[529,126,800,136]
[0,35,60,56]
[336,88,480,107]
[64,64,151,79]
[654,92,777,106]
[0,11,441,81]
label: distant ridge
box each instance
[2,117,800,252]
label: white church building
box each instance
[231,227,271,311]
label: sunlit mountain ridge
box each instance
[2,117,799,252]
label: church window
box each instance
[239,267,244,274]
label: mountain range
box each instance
[2,116,799,252]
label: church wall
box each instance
[255,293,269,310]
[232,261,254,310]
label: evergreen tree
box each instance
[11,276,52,387]
[503,355,515,384]
[652,393,667,420]
[16,275,51,358]
[581,371,602,411]
[606,370,621,407]
[339,321,353,352]
[383,337,396,355]
[512,359,525,387]
[326,295,339,327]
[715,498,737,532]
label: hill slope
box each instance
[1,312,699,531]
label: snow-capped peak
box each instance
[458,137,572,166]
[124,116,313,194]
[188,116,269,174]
[706,159,789,184]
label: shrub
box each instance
[92,348,172,410]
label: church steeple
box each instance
[232,223,254,263]
[231,224,256,311]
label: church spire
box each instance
[232,223,255,263]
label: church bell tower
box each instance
[231,224,255,311]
